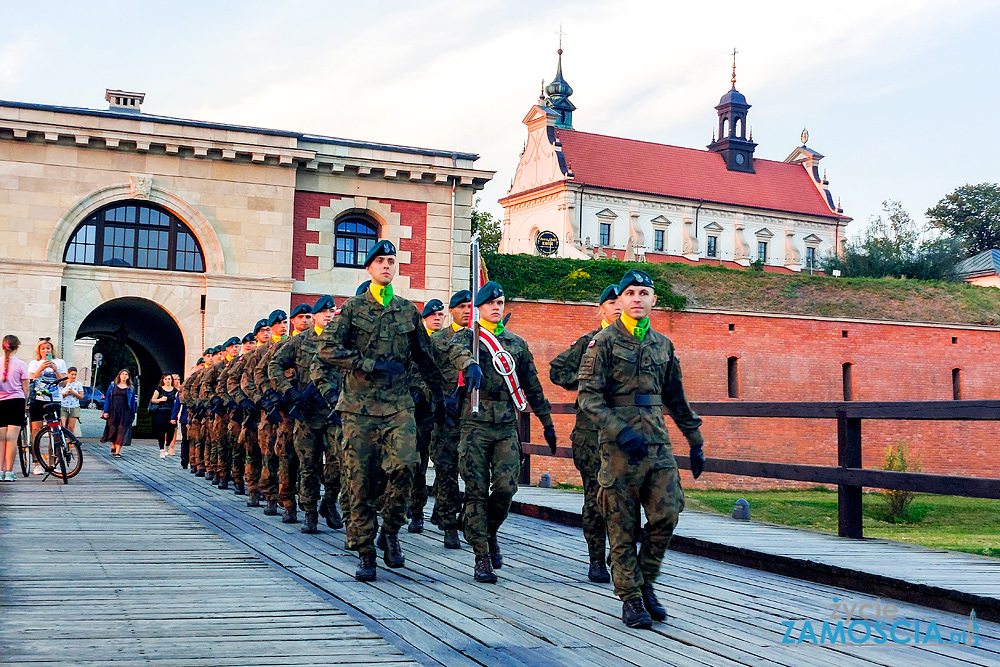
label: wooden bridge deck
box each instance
[3,440,999,666]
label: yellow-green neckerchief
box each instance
[620,313,650,341]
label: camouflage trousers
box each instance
[409,405,434,515]
[240,411,262,496]
[322,421,346,515]
[227,414,245,486]
[276,414,298,509]
[187,418,202,469]
[597,445,684,601]
[341,410,417,554]
[571,427,608,561]
[292,412,337,513]
[459,421,521,558]
[258,417,279,502]
[210,413,228,478]
[429,420,461,529]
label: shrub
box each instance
[881,441,922,523]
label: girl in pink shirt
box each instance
[0,335,30,481]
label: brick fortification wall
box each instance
[505,300,999,490]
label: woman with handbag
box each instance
[150,373,177,459]
[101,369,137,458]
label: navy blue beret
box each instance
[253,319,268,335]
[617,270,655,294]
[363,239,396,267]
[356,280,371,296]
[312,295,336,312]
[241,333,254,344]
[224,337,241,348]
[449,290,472,309]
[267,310,287,327]
[290,303,312,318]
[421,299,444,319]
[599,284,620,304]
[474,281,504,307]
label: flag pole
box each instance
[470,232,481,414]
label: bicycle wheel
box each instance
[32,427,56,473]
[60,432,84,479]
[18,429,28,477]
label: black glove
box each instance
[287,404,307,423]
[327,408,342,427]
[464,363,483,390]
[543,425,557,455]
[690,444,705,479]
[283,386,304,407]
[239,398,257,415]
[616,426,648,466]
[434,400,446,426]
[410,389,429,412]
[227,400,239,412]
[301,384,325,411]
[372,359,406,376]
[265,407,283,425]
[210,396,224,409]
[322,389,340,409]
[264,389,282,408]
[443,390,461,426]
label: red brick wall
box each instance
[291,192,427,289]
[504,300,1000,489]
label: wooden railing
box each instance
[516,400,1000,539]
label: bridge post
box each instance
[837,410,864,538]
[518,411,532,486]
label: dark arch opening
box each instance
[77,297,185,433]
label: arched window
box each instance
[335,216,379,268]
[63,201,204,272]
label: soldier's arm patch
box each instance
[587,340,596,348]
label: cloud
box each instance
[0,35,34,85]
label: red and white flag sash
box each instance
[478,328,529,412]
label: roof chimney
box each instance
[105,89,145,114]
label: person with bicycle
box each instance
[27,338,67,474]
[0,335,29,482]
[102,369,137,458]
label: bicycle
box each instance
[29,382,84,483]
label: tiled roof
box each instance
[555,129,843,220]
[955,249,1000,278]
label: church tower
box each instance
[708,50,756,173]
[544,40,575,130]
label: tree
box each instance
[471,198,502,255]
[821,200,962,280]
[926,183,1000,256]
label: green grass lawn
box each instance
[685,487,1000,558]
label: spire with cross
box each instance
[544,25,575,129]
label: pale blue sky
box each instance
[1,0,996,237]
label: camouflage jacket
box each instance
[180,370,201,408]
[239,342,271,405]
[216,358,236,408]
[198,360,224,404]
[454,326,553,426]
[431,325,465,392]
[225,354,250,406]
[314,290,448,416]
[577,319,703,453]
[550,329,601,432]
[255,336,294,399]
[268,328,321,397]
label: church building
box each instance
[499,50,851,271]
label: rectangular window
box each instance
[952,368,962,400]
[757,241,768,261]
[843,363,854,401]
[806,246,817,269]
[707,236,718,258]
[599,223,611,247]
[654,229,664,252]
[727,356,739,398]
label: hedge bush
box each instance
[483,254,687,310]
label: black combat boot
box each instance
[205,471,215,482]
[407,511,424,534]
[195,468,205,477]
[263,499,279,516]
[588,557,611,583]
[319,497,343,529]
[473,555,497,583]
[233,481,245,495]
[380,530,405,568]
[376,528,387,551]
[246,491,261,508]
[640,584,667,622]
[190,466,198,475]
[301,511,318,534]
[355,553,377,582]
[622,597,652,629]
[217,478,229,490]
[487,534,502,569]
[443,528,461,549]
[281,504,299,524]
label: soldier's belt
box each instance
[608,394,663,407]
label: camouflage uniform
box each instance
[577,319,703,602]
[198,361,224,476]
[238,342,270,499]
[309,354,349,520]
[268,328,337,514]
[181,371,203,470]
[455,325,553,558]
[223,354,248,488]
[407,359,434,519]
[314,290,460,554]
[428,324,465,530]
[255,338,296,509]
[550,329,608,563]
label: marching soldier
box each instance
[188,349,214,476]
[220,332,256,496]
[428,289,472,548]
[405,298,447,534]
[237,317,276,509]
[268,295,338,534]
[315,240,479,581]
[577,269,706,629]
[209,337,241,490]
[199,345,226,483]
[180,358,206,473]
[455,281,557,584]
[549,284,621,583]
